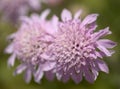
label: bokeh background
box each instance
[0,0,120,89]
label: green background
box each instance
[0,0,120,89]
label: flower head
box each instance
[45,9,116,83]
[0,0,41,23]
[5,9,58,83]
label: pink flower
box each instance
[5,9,58,83]
[44,9,116,83]
[0,0,41,23]
[5,8,116,84]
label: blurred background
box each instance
[0,0,120,89]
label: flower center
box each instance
[50,23,95,71]
[14,28,47,64]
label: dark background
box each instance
[0,0,120,89]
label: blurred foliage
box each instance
[0,0,120,89]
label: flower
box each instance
[44,9,116,83]
[5,8,116,84]
[5,9,58,83]
[0,0,41,23]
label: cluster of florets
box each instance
[0,0,63,24]
[5,9,116,84]
[0,0,41,23]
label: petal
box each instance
[14,64,27,75]
[93,27,111,40]
[31,13,40,20]
[56,69,64,80]
[40,9,50,20]
[7,53,16,67]
[40,35,54,42]
[34,66,44,83]
[96,43,113,56]
[91,69,99,80]
[89,53,97,59]
[74,10,82,19]
[71,72,82,84]
[96,59,109,73]
[81,14,98,27]
[42,62,56,71]
[20,16,32,24]
[40,53,55,61]
[83,66,95,83]
[90,61,100,72]
[61,9,72,21]
[95,51,104,58]
[68,67,82,84]
[40,53,51,60]
[61,73,70,83]
[88,60,99,80]
[24,69,32,83]
[5,43,14,54]
[87,24,97,33]
[51,15,59,25]
[97,39,116,48]
[29,0,41,10]
[45,71,55,81]
[7,33,16,40]
[56,73,62,80]
[51,15,59,34]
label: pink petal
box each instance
[56,73,62,80]
[7,53,16,67]
[42,62,56,71]
[14,64,27,75]
[7,33,16,40]
[90,54,97,59]
[88,24,98,33]
[56,69,64,80]
[74,10,82,19]
[95,51,103,58]
[34,65,44,83]
[40,9,50,20]
[92,69,99,80]
[71,72,82,84]
[40,53,50,60]
[97,39,116,48]
[51,15,59,34]
[40,35,54,42]
[51,15,59,25]
[5,43,14,54]
[96,43,113,56]
[20,16,32,24]
[31,13,40,20]
[93,27,111,40]
[45,71,55,81]
[29,0,41,10]
[61,9,72,21]
[40,53,55,60]
[83,66,95,83]
[96,59,109,73]
[81,14,98,27]
[24,69,32,83]
[61,73,70,83]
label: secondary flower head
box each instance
[45,9,116,83]
[0,0,41,23]
[5,9,58,83]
